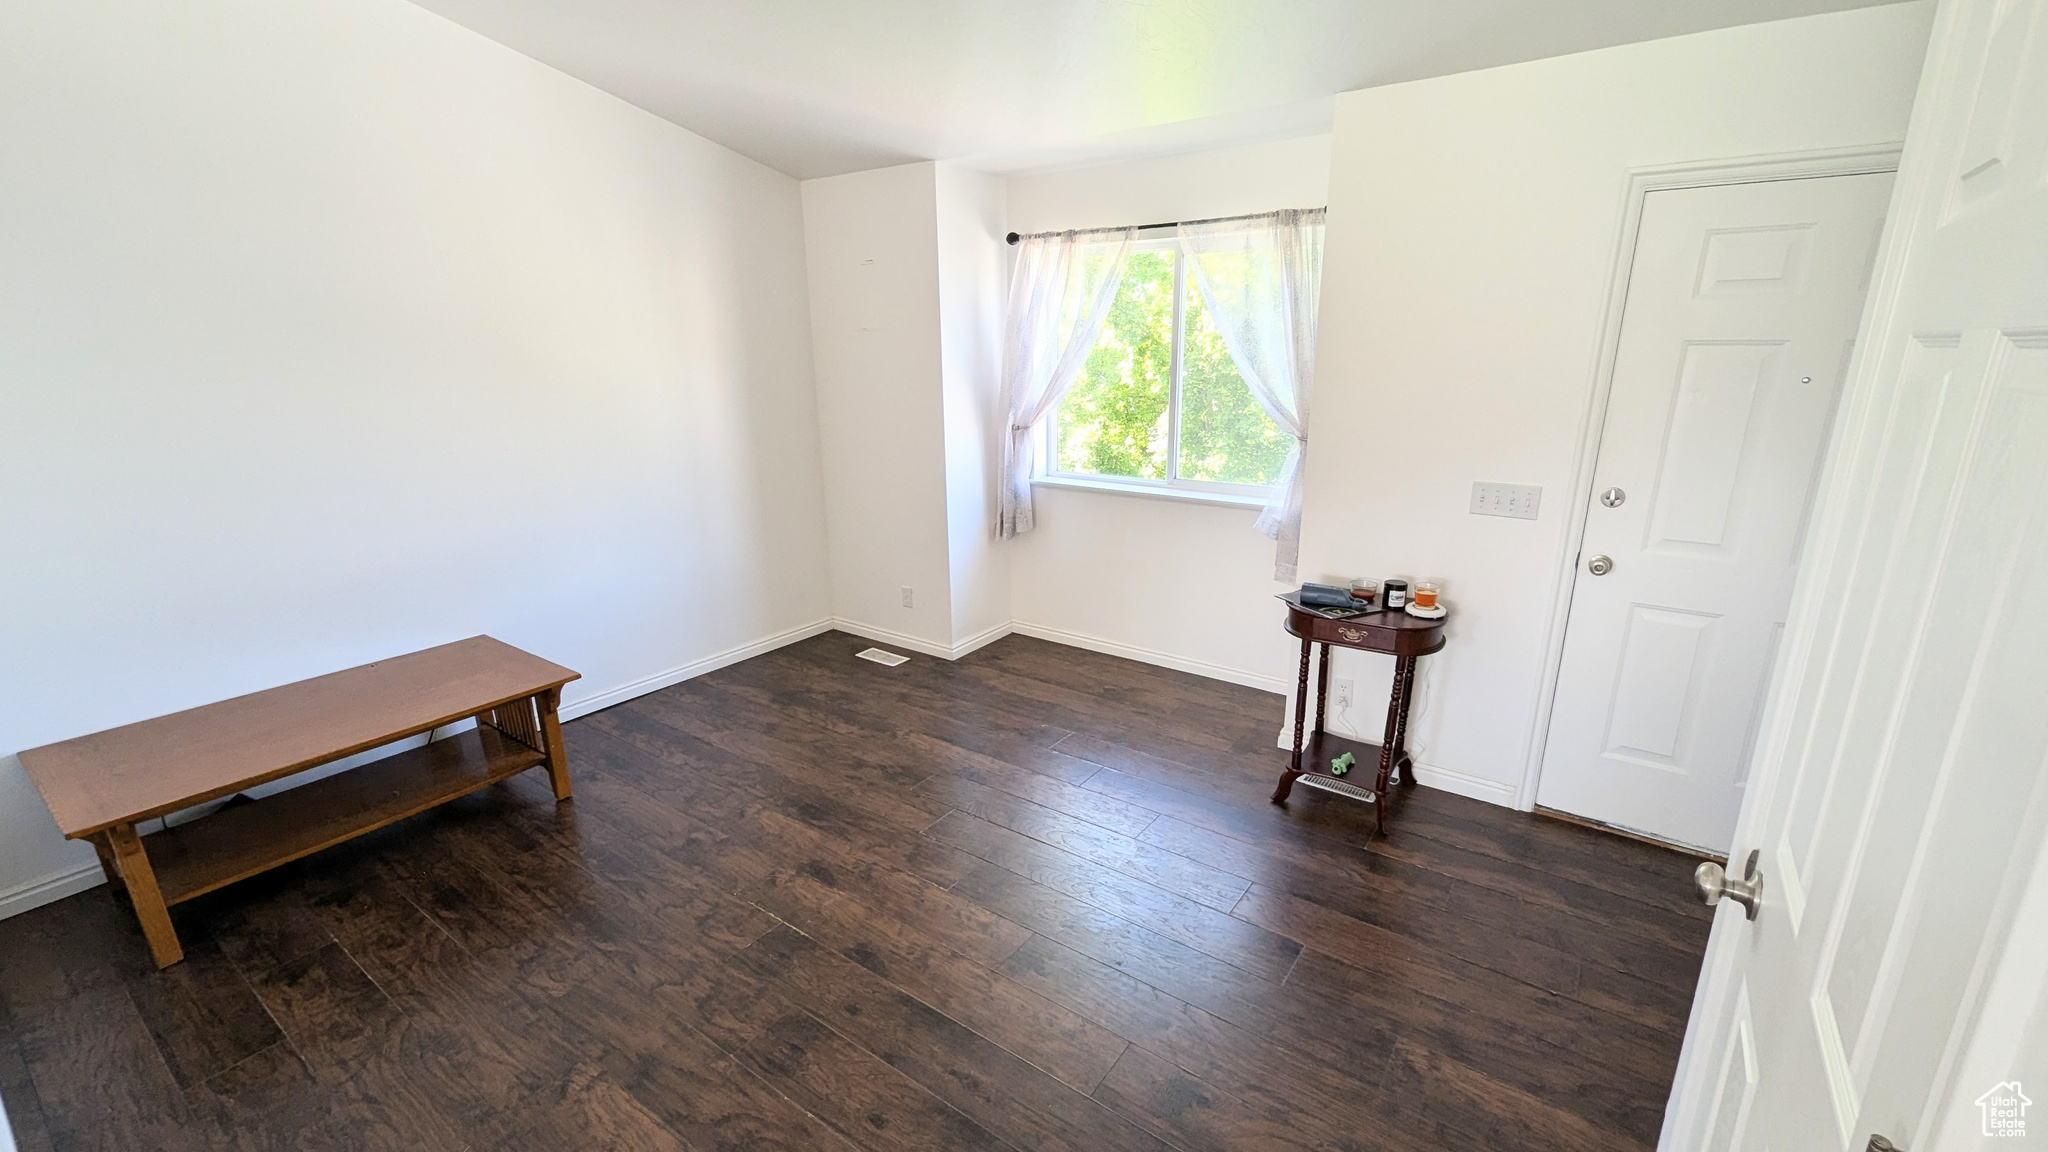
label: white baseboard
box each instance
[0,861,103,920]
[1008,621,1287,695]
[829,618,1015,662]
[560,617,836,721]
[1407,761,1518,806]
[948,620,1014,659]
[827,619,955,660]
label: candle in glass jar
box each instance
[1413,582,1440,609]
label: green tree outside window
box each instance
[1054,246,1289,489]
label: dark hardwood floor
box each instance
[0,632,1712,1151]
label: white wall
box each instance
[1004,136,1334,690]
[935,165,1013,649]
[804,161,1015,658]
[1301,2,1935,803]
[802,163,957,650]
[0,0,831,913]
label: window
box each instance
[1047,240,1289,496]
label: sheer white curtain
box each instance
[1180,208,1325,583]
[997,227,1136,538]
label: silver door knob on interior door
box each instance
[1600,487,1626,507]
[1587,554,1614,576]
[1866,1136,1900,1152]
[1695,849,1764,920]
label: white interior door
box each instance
[1539,172,1895,852]
[1667,0,2048,1147]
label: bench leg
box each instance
[89,831,125,894]
[539,687,573,802]
[105,823,183,968]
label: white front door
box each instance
[1539,172,1895,852]
[1667,0,2048,1147]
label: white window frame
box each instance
[1038,235,1277,505]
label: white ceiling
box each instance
[409,0,1905,179]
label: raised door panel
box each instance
[1701,988,1763,1151]
[1647,341,1785,551]
[1602,604,1720,770]
[1945,0,2047,217]
[1694,224,1817,296]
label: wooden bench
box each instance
[17,636,579,967]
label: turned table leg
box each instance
[1272,635,1315,803]
[1390,656,1419,785]
[105,823,183,968]
[1311,643,1331,745]
[539,687,573,802]
[1373,656,1412,834]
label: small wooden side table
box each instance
[1271,596,1447,832]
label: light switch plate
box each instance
[1471,482,1542,520]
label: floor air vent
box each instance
[856,647,909,667]
[1295,773,1377,803]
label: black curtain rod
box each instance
[1005,209,1291,245]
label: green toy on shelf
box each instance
[1330,751,1356,776]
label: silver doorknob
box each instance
[1600,487,1626,508]
[1867,1136,1900,1152]
[1695,849,1764,920]
[1587,554,1614,576]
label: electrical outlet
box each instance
[1471,482,1542,520]
[1334,678,1354,709]
[900,586,914,608]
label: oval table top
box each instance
[1280,598,1447,658]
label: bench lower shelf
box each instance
[146,727,546,906]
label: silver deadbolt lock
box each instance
[1600,487,1626,508]
[1586,554,1614,576]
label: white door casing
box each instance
[1539,173,1895,853]
[1666,1,2048,1148]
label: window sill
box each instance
[1032,475,1270,509]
